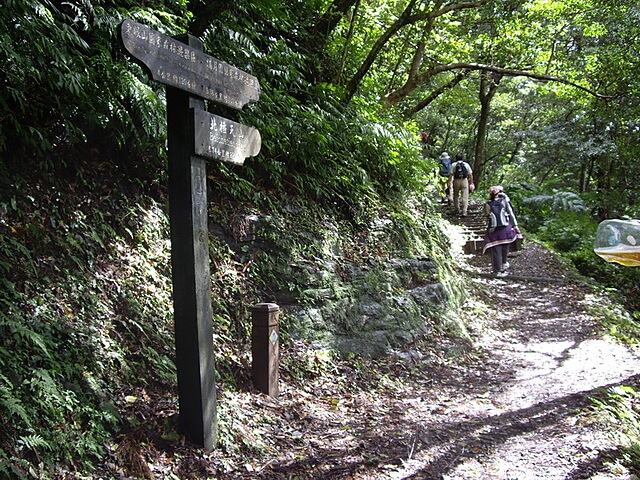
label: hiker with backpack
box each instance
[437,152,452,203]
[495,185,517,269]
[448,154,475,216]
[482,185,521,277]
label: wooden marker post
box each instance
[119,20,261,450]
[250,303,280,397]
[165,36,216,448]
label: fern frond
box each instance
[0,384,31,426]
[0,368,31,425]
[17,434,51,452]
[7,322,51,359]
[522,191,585,213]
[522,194,553,207]
[552,191,586,213]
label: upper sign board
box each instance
[120,19,260,110]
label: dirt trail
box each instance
[143,209,640,480]
[378,242,640,479]
[242,241,640,480]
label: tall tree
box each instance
[472,71,502,187]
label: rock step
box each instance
[444,201,523,255]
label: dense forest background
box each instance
[3,0,640,477]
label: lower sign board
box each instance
[193,109,261,165]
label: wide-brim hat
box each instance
[440,152,450,159]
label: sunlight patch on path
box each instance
[385,338,640,480]
[495,334,640,411]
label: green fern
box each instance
[0,387,31,426]
[2,321,50,359]
[522,191,586,213]
[591,385,640,470]
[16,434,51,453]
[552,191,586,213]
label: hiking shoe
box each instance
[496,271,508,277]
[503,262,510,269]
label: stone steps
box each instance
[444,201,523,255]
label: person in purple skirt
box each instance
[482,186,521,276]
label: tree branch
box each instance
[384,62,607,107]
[344,0,418,101]
[343,0,490,102]
[409,41,426,79]
[402,70,469,117]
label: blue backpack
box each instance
[487,198,509,231]
[439,157,452,176]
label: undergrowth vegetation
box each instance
[592,384,640,476]
[0,155,179,477]
[3,0,640,476]
[0,140,463,477]
[0,3,456,472]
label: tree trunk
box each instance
[594,154,614,220]
[312,0,360,41]
[472,72,502,188]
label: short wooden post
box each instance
[251,303,280,397]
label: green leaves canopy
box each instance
[3,0,640,215]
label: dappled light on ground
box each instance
[254,242,640,479]
[124,241,640,479]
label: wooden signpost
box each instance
[120,19,261,450]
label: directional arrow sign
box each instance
[193,109,261,165]
[120,19,260,110]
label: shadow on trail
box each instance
[263,375,640,479]
[252,240,639,479]
[481,282,596,343]
[564,449,613,480]
[260,268,639,479]
[401,376,637,479]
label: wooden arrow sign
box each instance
[120,19,260,110]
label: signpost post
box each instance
[120,19,261,450]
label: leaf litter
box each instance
[106,242,640,479]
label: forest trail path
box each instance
[374,240,640,479]
[255,240,640,480]
[210,213,640,480]
[242,242,640,480]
